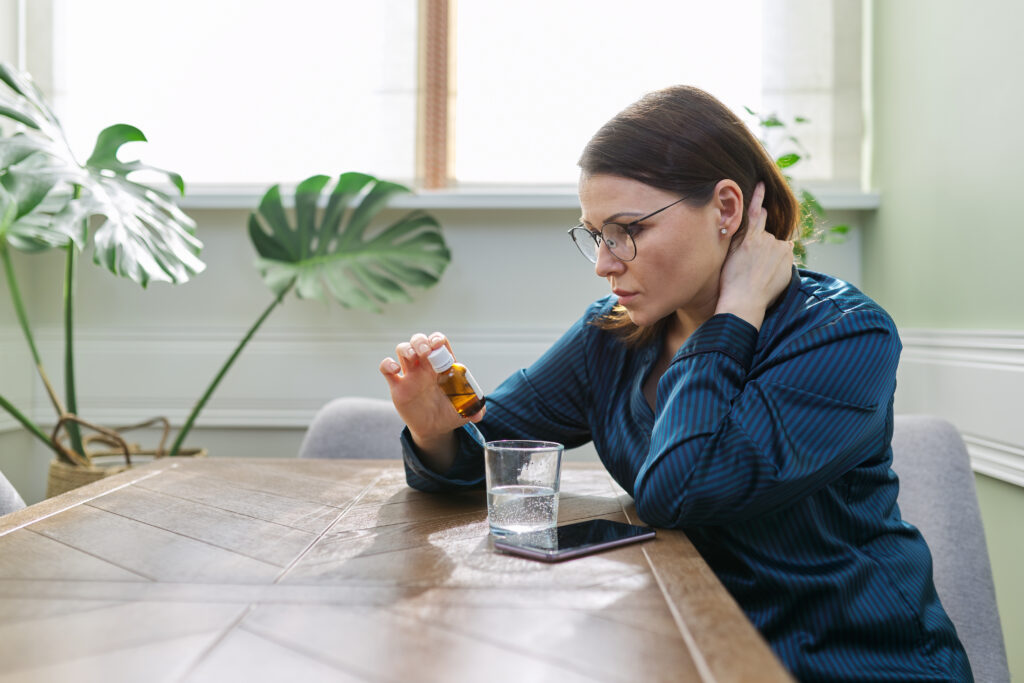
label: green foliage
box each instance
[0,63,202,286]
[169,172,451,455]
[248,173,450,312]
[1,61,204,464]
[744,105,848,265]
[1,63,453,467]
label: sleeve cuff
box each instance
[675,313,758,370]
[401,425,486,492]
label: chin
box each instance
[623,307,656,328]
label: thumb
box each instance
[379,357,402,386]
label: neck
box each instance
[666,296,718,353]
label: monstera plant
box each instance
[1,62,203,471]
[0,62,450,491]
[169,173,449,455]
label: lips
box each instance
[612,288,638,304]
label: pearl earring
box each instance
[720,227,727,235]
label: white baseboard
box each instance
[961,435,1024,488]
[17,325,562,429]
[8,325,1024,489]
[898,328,1024,488]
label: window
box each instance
[13,0,859,190]
[455,1,762,185]
[49,0,418,185]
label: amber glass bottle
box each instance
[427,346,486,417]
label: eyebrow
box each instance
[579,210,645,227]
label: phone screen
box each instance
[493,519,656,562]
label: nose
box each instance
[593,240,624,277]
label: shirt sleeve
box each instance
[401,424,487,492]
[402,299,606,493]
[477,307,599,448]
[633,309,901,528]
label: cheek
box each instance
[637,228,719,286]
[659,243,723,289]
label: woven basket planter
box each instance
[46,448,207,498]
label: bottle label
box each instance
[464,368,484,399]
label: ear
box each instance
[712,179,743,236]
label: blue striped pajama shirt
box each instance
[402,268,971,682]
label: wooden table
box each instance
[0,459,792,682]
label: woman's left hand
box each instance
[715,182,794,330]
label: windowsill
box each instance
[176,183,880,212]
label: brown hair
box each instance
[578,85,799,346]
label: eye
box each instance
[603,223,631,248]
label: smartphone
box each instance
[493,519,656,562]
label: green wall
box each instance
[976,474,1024,678]
[867,1,1024,678]
[865,0,1024,330]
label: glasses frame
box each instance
[568,196,687,264]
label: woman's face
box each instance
[577,174,731,328]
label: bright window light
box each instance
[44,0,763,188]
[49,0,418,185]
[455,0,763,185]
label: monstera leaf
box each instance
[83,124,203,286]
[0,148,87,251]
[0,62,203,286]
[248,173,450,312]
[0,64,85,252]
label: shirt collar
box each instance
[756,266,802,351]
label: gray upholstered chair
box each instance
[891,414,1010,683]
[298,396,405,460]
[1,470,26,516]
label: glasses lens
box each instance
[602,223,635,261]
[569,227,599,263]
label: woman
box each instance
[380,86,970,681]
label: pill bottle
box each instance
[427,346,486,418]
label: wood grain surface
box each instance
[0,459,792,682]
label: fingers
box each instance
[748,181,767,233]
[411,332,450,355]
[389,332,452,376]
[430,331,456,357]
[409,333,432,356]
[379,357,403,390]
[394,341,419,374]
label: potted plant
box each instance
[744,106,849,263]
[0,63,450,496]
[167,170,451,459]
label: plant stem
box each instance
[62,242,84,456]
[1,245,65,417]
[169,285,291,455]
[1,244,44,367]
[0,393,59,456]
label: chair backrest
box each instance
[0,470,26,516]
[298,396,405,460]
[891,414,1009,683]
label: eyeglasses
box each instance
[567,196,687,263]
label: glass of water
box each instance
[484,440,564,537]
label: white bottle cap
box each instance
[427,346,454,372]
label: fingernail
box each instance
[430,334,443,343]
[404,347,416,358]
[387,360,400,372]
[417,343,430,353]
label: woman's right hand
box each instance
[715,182,793,331]
[379,332,485,457]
